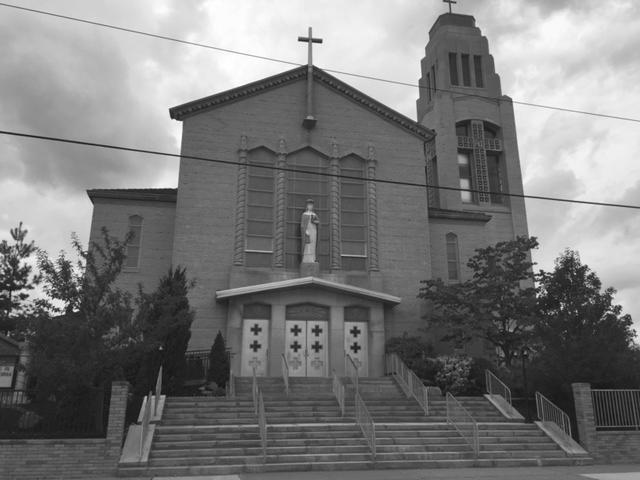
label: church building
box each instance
[87,13,528,378]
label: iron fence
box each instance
[0,386,110,438]
[592,389,640,430]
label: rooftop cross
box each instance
[298,27,323,129]
[443,0,457,13]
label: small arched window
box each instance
[446,233,460,282]
[125,215,143,269]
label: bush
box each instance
[435,356,473,395]
[207,331,229,388]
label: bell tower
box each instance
[417,13,528,238]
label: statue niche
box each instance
[300,198,319,264]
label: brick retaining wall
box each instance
[0,381,129,480]
[572,382,640,464]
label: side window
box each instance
[246,148,275,267]
[340,156,367,271]
[125,215,143,269]
[448,52,459,86]
[446,233,460,282]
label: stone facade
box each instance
[0,381,130,480]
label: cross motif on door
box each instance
[250,324,262,335]
[311,324,323,337]
[290,324,302,336]
[290,340,302,353]
[349,326,361,338]
[311,341,323,353]
[350,342,361,354]
[249,340,262,352]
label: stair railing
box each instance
[154,365,163,416]
[446,392,479,458]
[139,389,153,458]
[355,390,376,460]
[386,353,429,415]
[485,369,512,405]
[226,369,235,399]
[258,390,267,459]
[281,353,290,396]
[346,352,359,394]
[252,366,259,415]
[332,369,345,417]
[536,391,572,437]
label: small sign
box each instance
[0,365,15,388]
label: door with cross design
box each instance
[241,319,270,376]
[344,321,368,377]
[285,320,328,377]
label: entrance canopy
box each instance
[216,276,401,305]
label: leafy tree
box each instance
[420,236,539,366]
[28,229,137,399]
[531,250,638,398]
[134,267,195,396]
[0,222,41,335]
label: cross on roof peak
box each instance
[297,26,323,67]
[443,0,457,14]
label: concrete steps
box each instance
[117,375,591,477]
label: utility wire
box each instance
[1,129,639,211]
[2,2,639,124]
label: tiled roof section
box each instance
[87,188,177,203]
[428,208,492,223]
[169,66,435,141]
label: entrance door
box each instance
[344,321,368,376]
[241,319,270,376]
[285,320,328,377]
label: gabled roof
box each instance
[87,188,177,203]
[169,66,435,141]
[216,276,401,305]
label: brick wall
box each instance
[572,382,640,464]
[0,381,130,480]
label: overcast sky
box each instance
[1,0,639,330]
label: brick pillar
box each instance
[106,381,131,452]
[572,382,597,454]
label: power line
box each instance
[1,128,639,211]
[2,2,639,125]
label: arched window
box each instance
[285,149,329,270]
[446,233,460,282]
[246,148,275,267]
[125,215,143,269]
[340,155,367,271]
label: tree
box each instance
[0,222,41,335]
[28,229,137,399]
[207,331,229,388]
[532,250,638,396]
[419,236,539,366]
[134,267,195,396]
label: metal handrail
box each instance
[332,369,345,417]
[592,389,640,430]
[154,365,163,416]
[386,353,429,415]
[355,390,376,460]
[536,391,572,437]
[252,366,259,416]
[226,369,235,398]
[346,353,359,393]
[446,392,479,457]
[281,353,290,396]
[485,369,512,405]
[258,390,267,458]
[140,390,152,458]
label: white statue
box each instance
[300,199,319,263]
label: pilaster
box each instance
[367,145,379,271]
[233,135,248,266]
[273,137,287,268]
[572,382,597,454]
[329,138,341,271]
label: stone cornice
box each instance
[428,208,492,223]
[87,188,177,204]
[169,66,435,141]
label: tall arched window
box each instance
[125,215,143,269]
[285,149,329,270]
[340,155,367,271]
[446,232,460,282]
[246,148,275,267]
